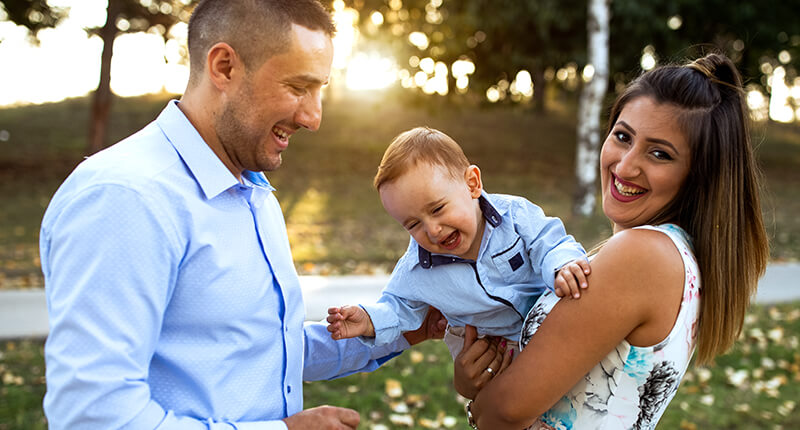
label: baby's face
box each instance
[379,163,484,260]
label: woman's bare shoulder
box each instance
[590,228,685,296]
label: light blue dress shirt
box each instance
[40,100,408,430]
[361,193,586,346]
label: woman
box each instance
[453,53,769,429]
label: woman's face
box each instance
[600,96,692,233]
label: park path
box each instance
[1,262,798,339]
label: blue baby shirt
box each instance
[361,193,586,345]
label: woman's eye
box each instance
[614,131,631,143]
[652,150,673,161]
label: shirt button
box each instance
[284,326,289,333]
[287,385,292,393]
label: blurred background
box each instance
[0,1,798,429]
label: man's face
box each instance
[216,24,333,173]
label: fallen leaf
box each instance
[385,379,403,398]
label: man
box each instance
[40,1,442,428]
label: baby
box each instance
[328,127,590,358]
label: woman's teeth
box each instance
[614,178,645,196]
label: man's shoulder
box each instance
[73,124,183,190]
[49,123,189,216]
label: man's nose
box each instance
[295,90,322,132]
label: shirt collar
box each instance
[156,100,275,199]
[417,193,503,268]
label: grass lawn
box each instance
[1,301,798,429]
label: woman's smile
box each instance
[610,173,647,202]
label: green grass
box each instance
[1,91,797,286]
[2,301,798,429]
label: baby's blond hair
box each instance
[374,127,470,190]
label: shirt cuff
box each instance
[359,303,400,347]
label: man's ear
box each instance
[465,165,483,198]
[206,42,244,92]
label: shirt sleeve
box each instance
[301,320,410,381]
[358,290,429,347]
[514,198,587,291]
[40,184,288,430]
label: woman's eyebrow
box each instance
[617,120,636,135]
[646,137,679,154]
[617,120,679,154]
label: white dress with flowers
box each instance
[520,224,701,430]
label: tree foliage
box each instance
[610,0,800,87]
[348,0,799,104]
[349,0,587,111]
[0,0,66,38]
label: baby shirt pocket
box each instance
[491,235,531,284]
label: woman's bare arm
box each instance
[470,228,685,429]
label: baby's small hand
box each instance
[326,305,374,340]
[554,259,591,299]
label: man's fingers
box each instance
[284,405,360,429]
[336,406,360,428]
[428,307,447,338]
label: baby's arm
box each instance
[327,305,375,340]
[554,259,591,299]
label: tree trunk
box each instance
[87,0,121,154]
[572,0,610,216]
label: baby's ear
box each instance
[465,165,483,198]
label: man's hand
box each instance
[554,259,591,299]
[403,306,447,346]
[327,305,374,339]
[453,325,512,399]
[283,405,360,429]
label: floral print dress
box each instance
[520,224,701,430]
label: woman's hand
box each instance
[453,325,513,399]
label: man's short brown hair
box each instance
[187,0,335,84]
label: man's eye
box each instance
[432,205,444,214]
[406,222,419,230]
